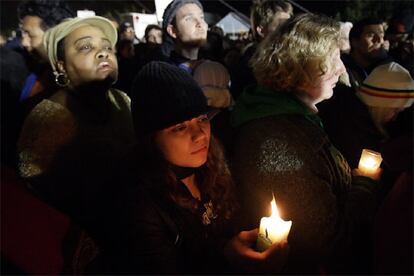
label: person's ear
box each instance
[54,60,70,87]
[166,24,178,39]
[57,61,66,74]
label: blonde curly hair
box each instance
[251,13,341,92]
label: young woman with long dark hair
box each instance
[106,61,288,274]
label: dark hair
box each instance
[162,0,203,31]
[250,0,293,39]
[57,39,65,62]
[387,11,414,36]
[144,24,162,40]
[119,21,133,33]
[349,17,384,41]
[17,0,74,30]
[134,133,237,221]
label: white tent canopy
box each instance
[214,12,250,35]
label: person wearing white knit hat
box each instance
[193,60,232,109]
[319,61,413,168]
[357,62,414,134]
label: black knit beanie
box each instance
[162,0,203,31]
[131,61,211,136]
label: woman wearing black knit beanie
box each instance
[105,61,289,274]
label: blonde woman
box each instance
[231,13,378,274]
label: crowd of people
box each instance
[1,0,413,274]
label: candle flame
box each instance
[257,193,292,250]
[269,194,286,222]
[270,196,280,218]
[364,157,377,168]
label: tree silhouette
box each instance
[335,0,413,23]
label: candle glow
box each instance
[358,149,382,177]
[256,195,292,252]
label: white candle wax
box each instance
[256,197,292,252]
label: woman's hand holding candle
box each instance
[223,229,289,273]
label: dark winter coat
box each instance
[317,83,385,168]
[231,85,377,274]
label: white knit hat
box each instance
[357,62,414,108]
[193,60,232,108]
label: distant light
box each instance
[77,10,96,18]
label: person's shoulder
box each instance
[110,88,129,98]
[19,98,76,147]
[234,114,308,155]
[240,113,310,133]
[109,88,131,105]
[241,113,328,152]
[28,98,73,123]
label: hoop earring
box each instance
[55,72,70,87]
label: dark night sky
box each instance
[0,0,345,34]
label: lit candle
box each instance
[358,149,382,177]
[256,195,292,252]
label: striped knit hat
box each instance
[357,62,414,108]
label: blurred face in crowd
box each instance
[383,107,404,123]
[339,23,352,53]
[58,25,118,88]
[302,48,346,106]
[147,28,163,44]
[261,11,291,38]
[168,3,207,47]
[367,106,406,133]
[155,114,211,168]
[352,24,387,62]
[0,34,5,46]
[375,107,405,124]
[20,15,46,60]
[120,26,135,42]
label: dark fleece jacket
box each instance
[231,85,377,274]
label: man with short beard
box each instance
[342,18,392,89]
[161,0,235,153]
[162,0,208,73]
